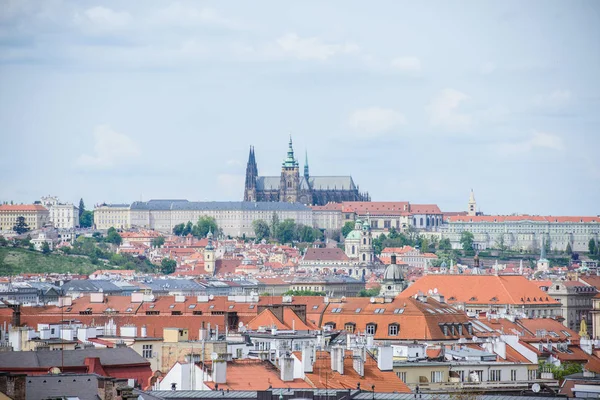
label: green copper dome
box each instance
[346,230,362,240]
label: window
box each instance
[236,348,243,358]
[431,371,443,383]
[528,369,537,380]
[331,308,342,313]
[388,324,399,336]
[188,304,196,309]
[489,369,501,381]
[142,344,153,358]
[397,371,407,382]
[374,308,385,314]
[345,323,355,333]
[511,369,517,381]
[394,308,404,314]
[355,308,362,313]
[366,324,376,335]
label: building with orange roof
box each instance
[441,213,600,252]
[380,246,437,269]
[400,274,562,318]
[0,204,50,231]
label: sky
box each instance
[0,0,599,215]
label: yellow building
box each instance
[93,203,131,230]
[0,204,50,232]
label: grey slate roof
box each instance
[131,200,310,212]
[142,279,206,292]
[61,280,122,294]
[26,373,102,400]
[0,347,147,369]
[256,176,357,191]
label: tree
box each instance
[419,237,430,253]
[495,234,507,255]
[173,223,185,236]
[460,231,474,254]
[566,242,573,255]
[41,242,51,255]
[152,236,165,248]
[13,216,30,234]
[0,236,7,247]
[358,286,381,297]
[275,219,296,244]
[589,238,597,255]
[194,216,218,238]
[438,238,452,251]
[78,198,85,219]
[161,258,177,274]
[105,227,122,245]
[270,212,280,238]
[183,221,193,236]
[341,221,355,238]
[80,210,94,228]
[252,220,271,242]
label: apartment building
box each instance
[0,204,50,232]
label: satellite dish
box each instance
[433,288,438,294]
[370,297,375,303]
[211,352,218,361]
[532,383,541,393]
[209,294,214,300]
[428,289,433,295]
[238,321,244,328]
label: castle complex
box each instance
[243,137,369,206]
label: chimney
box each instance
[352,348,365,377]
[279,355,294,382]
[390,255,397,265]
[11,305,20,327]
[330,346,344,374]
[141,325,147,338]
[199,322,208,341]
[302,345,314,373]
[212,358,227,384]
[377,346,393,371]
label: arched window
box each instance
[363,238,366,245]
[388,323,399,336]
[287,181,292,188]
[420,218,423,226]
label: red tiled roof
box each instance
[0,204,48,211]
[446,215,600,223]
[303,248,349,262]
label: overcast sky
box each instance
[0,0,598,215]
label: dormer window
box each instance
[388,323,399,336]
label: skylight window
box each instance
[548,331,559,338]
[249,305,255,309]
[169,304,175,309]
[229,305,234,309]
[149,304,155,309]
[188,304,196,309]
[394,308,404,314]
[126,307,133,313]
[355,308,362,313]
[374,308,385,314]
[435,309,445,314]
[331,308,342,313]
[561,330,572,337]
[312,305,318,309]
[426,309,436,314]
[209,305,215,309]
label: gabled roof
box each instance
[446,215,600,223]
[0,204,48,211]
[303,248,349,262]
[400,275,561,306]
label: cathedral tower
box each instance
[279,136,300,203]
[244,146,258,201]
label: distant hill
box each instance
[0,247,98,276]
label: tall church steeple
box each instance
[280,136,300,203]
[468,189,477,216]
[304,150,309,180]
[244,146,258,202]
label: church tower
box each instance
[279,136,300,203]
[468,189,477,216]
[204,230,216,275]
[244,146,258,201]
[304,150,310,181]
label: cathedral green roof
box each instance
[346,230,362,240]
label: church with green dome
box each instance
[344,218,375,264]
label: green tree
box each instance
[372,233,386,255]
[194,216,218,238]
[419,237,430,253]
[0,236,7,247]
[270,212,280,238]
[183,221,193,236]
[460,231,475,254]
[173,223,185,236]
[80,210,94,228]
[275,219,296,244]
[161,258,177,274]
[438,238,452,251]
[495,234,507,255]
[252,220,271,241]
[105,227,122,245]
[41,242,51,255]
[358,286,381,297]
[341,221,355,238]
[13,216,30,234]
[78,198,85,219]
[151,236,165,248]
[589,238,597,255]
[566,242,573,255]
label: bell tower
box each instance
[468,189,477,216]
[279,136,300,203]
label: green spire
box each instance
[282,135,298,168]
[304,149,309,178]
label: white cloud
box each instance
[534,89,572,108]
[150,3,242,30]
[348,107,406,136]
[428,88,473,131]
[480,62,496,75]
[216,174,245,198]
[77,125,141,169]
[497,131,564,155]
[391,56,421,73]
[276,33,359,61]
[74,6,132,34]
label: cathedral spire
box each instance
[304,149,309,179]
[283,135,298,168]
